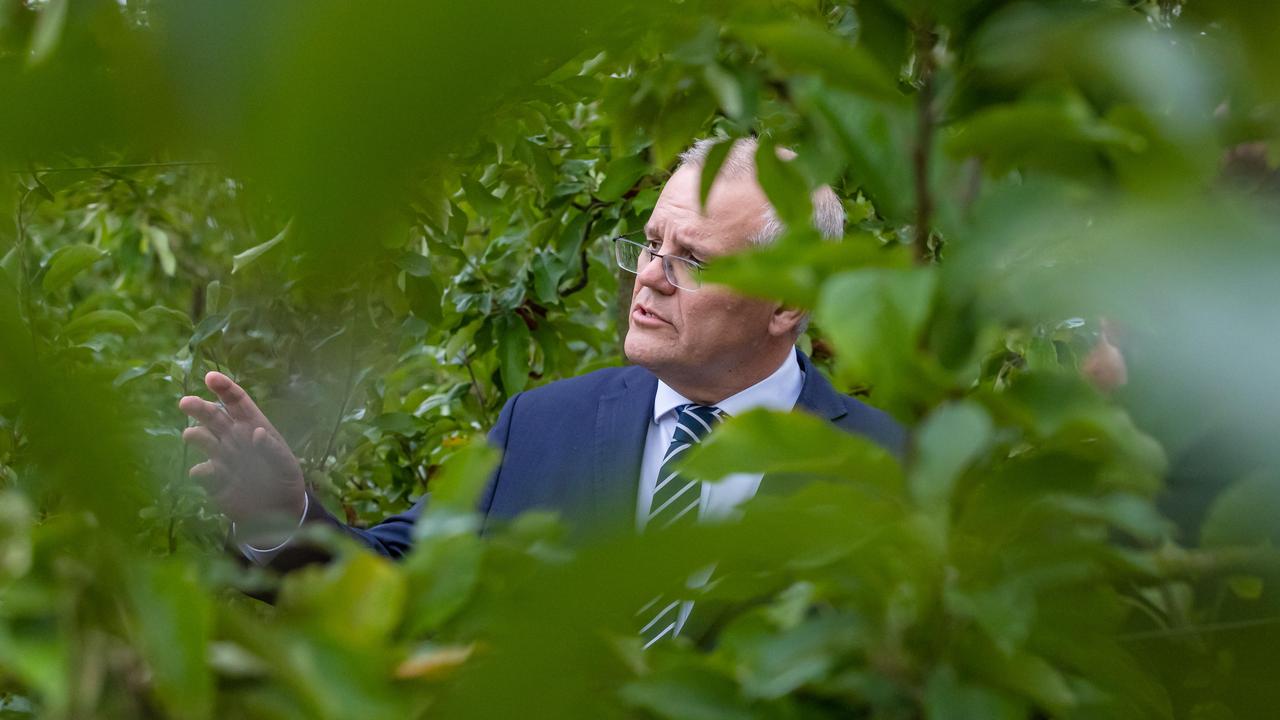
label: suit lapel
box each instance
[591,367,657,535]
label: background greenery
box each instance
[2,0,1280,717]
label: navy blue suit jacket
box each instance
[286,349,905,565]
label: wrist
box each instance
[235,490,309,552]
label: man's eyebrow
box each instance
[644,226,708,256]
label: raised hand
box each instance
[178,371,306,543]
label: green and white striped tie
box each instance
[638,403,725,648]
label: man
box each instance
[178,137,905,573]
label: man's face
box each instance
[623,165,783,393]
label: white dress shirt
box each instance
[634,352,804,642]
[635,351,805,531]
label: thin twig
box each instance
[11,160,217,175]
[912,22,938,265]
[462,353,493,426]
[1121,616,1280,642]
[317,332,360,473]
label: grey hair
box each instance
[677,137,845,245]
[677,137,842,336]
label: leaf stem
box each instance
[912,22,938,265]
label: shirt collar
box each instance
[652,350,806,423]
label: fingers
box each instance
[189,458,228,494]
[178,396,233,438]
[253,426,300,478]
[205,371,271,428]
[182,426,221,457]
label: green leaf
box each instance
[754,139,812,227]
[817,266,936,379]
[802,85,913,223]
[530,252,562,306]
[61,310,140,341]
[431,440,500,511]
[395,252,431,277]
[42,244,106,293]
[910,402,993,510]
[232,221,291,274]
[402,532,484,635]
[1201,472,1280,548]
[702,63,744,120]
[277,552,407,646]
[945,95,1145,176]
[129,560,213,720]
[703,230,910,308]
[620,667,755,720]
[113,363,161,387]
[735,20,903,103]
[681,408,903,489]
[140,305,193,329]
[370,412,420,437]
[1226,575,1263,600]
[924,666,1025,720]
[652,89,717,168]
[204,280,223,315]
[699,137,735,210]
[496,313,531,395]
[26,0,67,67]
[462,176,503,217]
[596,154,650,202]
[717,610,865,700]
[146,226,177,277]
[189,312,229,348]
[406,273,443,324]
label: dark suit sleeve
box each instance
[261,393,521,571]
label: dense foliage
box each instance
[2,0,1280,718]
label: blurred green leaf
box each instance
[698,137,734,210]
[924,666,1024,720]
[61,309,139,340]
[145,226,177,277]
[597,154,650,202]
[1201,473,1280,548]
[735,20,903,103]
[140,304,193,328]
[129,560,214,720]
[911,401,992,510]
[41,244,105,293]
[232,221,291,274]
[945,94,1145,177]
[682,408,903,489]
[620,667,755,720]
[754,138,811,227]
[430,438,500,511]
[26,0,67,67]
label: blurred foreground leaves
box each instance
[2,0,1280,719]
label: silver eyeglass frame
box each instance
[612,235,705,291]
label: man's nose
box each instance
[635,252,676,294]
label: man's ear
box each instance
[769,305,807,337]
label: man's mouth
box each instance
[632,303,671,327]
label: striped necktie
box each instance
[638,403,725,648]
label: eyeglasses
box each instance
[613,236,704,291]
